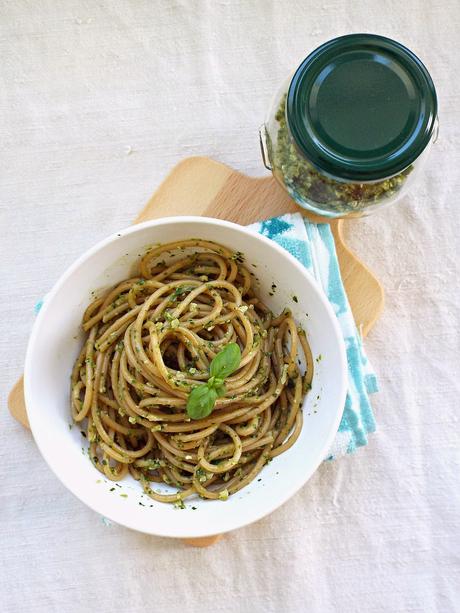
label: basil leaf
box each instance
[186,385,218,420]
[209,343,241,379]
[185,344,241,420]
[214,383,226,397]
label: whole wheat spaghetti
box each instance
[71,239,313,503]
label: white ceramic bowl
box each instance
[25,216,347,538]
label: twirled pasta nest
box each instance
[71,240,313,504]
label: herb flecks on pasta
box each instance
[71,239,313,503]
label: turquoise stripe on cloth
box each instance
[249,213,377,459]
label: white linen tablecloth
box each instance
[1,2,459,612]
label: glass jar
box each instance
[260,34,438,218]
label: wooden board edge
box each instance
[332,221,385,337]
[182,535,223,547]
[8,376,29,429]
[135,156,234,223]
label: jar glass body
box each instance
[261,75,437,218]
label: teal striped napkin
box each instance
[248,213,377,459]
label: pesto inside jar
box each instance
[262,36,437,217]
[271,95,413,216]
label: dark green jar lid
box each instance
[286,34,438,181]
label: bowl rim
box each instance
[24,215,348,537]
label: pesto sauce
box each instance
[272,95,412,215]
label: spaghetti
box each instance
[71,239,313,503]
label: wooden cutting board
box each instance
[8,156,384,547]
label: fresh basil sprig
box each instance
[186,343,241,420]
